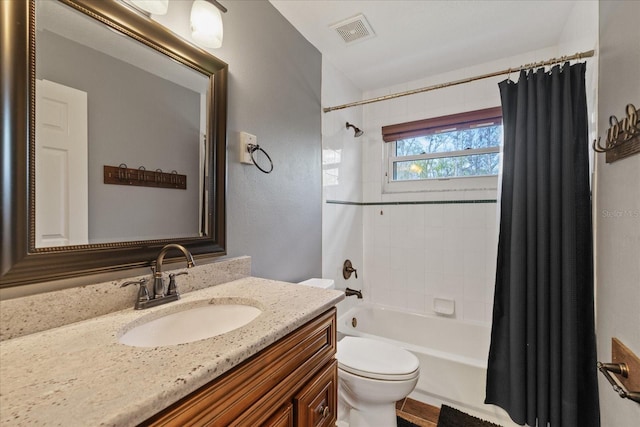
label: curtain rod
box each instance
[322,49,595,113]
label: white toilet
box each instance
[298,278,336,289]
[298,279,420,427]
[337,336,419,427]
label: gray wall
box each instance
[596,1,640,426]
[37,31,201,242]
[217,1,323,282]
[109,0,323,282]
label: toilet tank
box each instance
[298,278,335,290]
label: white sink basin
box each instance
[119,300,262,347]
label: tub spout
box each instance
[345,287,363,299]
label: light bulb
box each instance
[130,0,168,15]
[191,0,223,49]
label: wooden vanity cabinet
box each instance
[294,359,337,427]
[263,403,293,427]
[143,308,337,427]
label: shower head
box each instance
[346,122,364,137]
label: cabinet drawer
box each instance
[294,360,337,427]
[263,404,293,427]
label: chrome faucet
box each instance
[122,244,195,310]
[152,243,195,299]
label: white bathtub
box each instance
[337,303,516,426]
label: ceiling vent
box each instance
[330,14,375,44]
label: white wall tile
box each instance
[390,267,408,293]
[442,204,466,228]
[464,228,488,254]
[407,261,427,293]
[424,205,444,227]
[463,300,486,323]
[406,291,427,313]
[321,60,364,297]
[485,302,494,323]
[423,270,440,296]
[463,204,487,229]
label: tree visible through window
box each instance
[383,107,502,182]
[393,125,501,180]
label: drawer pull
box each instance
[318,405,330,417]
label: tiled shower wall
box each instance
[363,202,498,323]
[321,59,364,317]
[360,46,562,324]
[323,0,597,324]
[324,46,566,323]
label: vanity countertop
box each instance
[0,277,344,426]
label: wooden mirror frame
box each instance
[0,0,228,288]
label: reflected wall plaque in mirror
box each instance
[0,0,228,288]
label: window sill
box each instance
[383,175,499,195]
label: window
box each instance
[383,107,502,188]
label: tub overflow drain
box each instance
[351,317,357,328]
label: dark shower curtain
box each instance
[485,63,600,426]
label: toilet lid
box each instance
[337,336,419,381]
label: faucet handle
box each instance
[167,272,188,296]
[121,278,150,308]
[343,260,358,279]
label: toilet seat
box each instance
[337,336,419,381]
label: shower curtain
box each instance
[485,63,600,426]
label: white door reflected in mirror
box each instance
[35,79,88,247]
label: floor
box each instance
[396,398,440,427]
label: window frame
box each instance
[382,107,503,193]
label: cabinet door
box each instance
[263,404,293,427]
[294,360,337,427]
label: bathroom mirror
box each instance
[0,0,228,287]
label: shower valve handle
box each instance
[343,259,358,279]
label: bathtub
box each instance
[337,303,516,426]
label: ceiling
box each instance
[39,0,208,93]
[269,0,580,92]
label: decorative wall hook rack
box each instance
[593,103,640,163]
[104,164,187,189]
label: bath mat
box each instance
[437,405,503,427]
[397,416,421,427]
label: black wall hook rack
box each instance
[104,164,187,189]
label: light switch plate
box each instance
[239,132,256,164]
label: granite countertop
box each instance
[0,277,344,426]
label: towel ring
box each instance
[247,143,273,174]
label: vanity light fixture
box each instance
[130,0,169,15]
[191,0,227,49]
